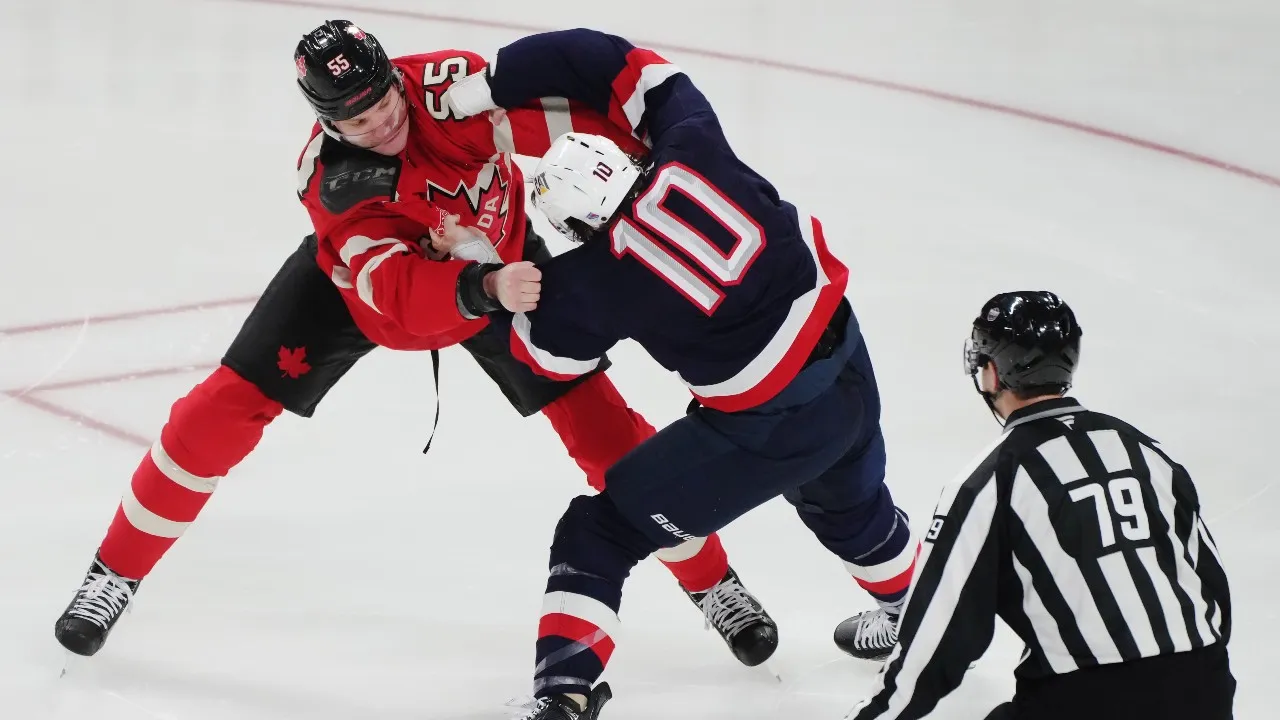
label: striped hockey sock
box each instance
[98,440,221,579]
[655,533,729,593]
[845,510,919,611]
[96,366,282,579]
[535,566,623,698]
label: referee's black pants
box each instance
[984,644,1234,720]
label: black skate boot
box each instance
[53,553,140,657]
[516,683,612,720]
[685,566,778,666]
[834,608,898,661]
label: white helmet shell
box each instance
[531,132,641,241]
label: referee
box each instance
[845,291,1235,720]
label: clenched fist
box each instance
[484,261,541,312]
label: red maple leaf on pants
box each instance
[278,346,311,379]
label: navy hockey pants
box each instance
[604,311,898,561]
[534,304,911,697]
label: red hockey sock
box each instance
[98,366,283,580]
[540,373,655,492]
[655,533,730,593]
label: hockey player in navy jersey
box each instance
[443,29,918,718]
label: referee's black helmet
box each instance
[964,291,1082,394]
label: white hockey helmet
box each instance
[531,132,641,242]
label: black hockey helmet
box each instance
[963,291,1082,394]
[295,20,398,123]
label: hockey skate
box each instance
[834,608,899,661]
[515,683,612,720]
[53,553,140,657]
[685,567,778,666]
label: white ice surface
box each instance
[2,0,1276,717]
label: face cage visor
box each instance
[963,334,987,379]
[327,84,408,149]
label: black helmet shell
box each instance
[964,291,1082,393]
[295,20,396,122]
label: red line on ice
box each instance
[0,296,258,337]
[2,390,151,447]
[231,0,1280,189]
[7,0,1279,443]
[31,364,220,392]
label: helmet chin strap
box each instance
[972,375,1008,428]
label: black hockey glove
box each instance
[456,262,505,318]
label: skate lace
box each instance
[854,610,898,650]
[67,569,134,629]
[699,579,762,639]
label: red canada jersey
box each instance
[296,50,646,351]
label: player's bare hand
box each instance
[485,261,541,312]
[426,214,502,264]
[427,213,464,254]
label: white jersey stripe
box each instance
[865,479,999,720]
[513,312,601,378]
[1141,444,1216,646]
[1136,546,1194,650]
[620,63,681,130]
[296,132,324,195]
[683,214,830,401]
[1038,435,1088,484]
[339,235,404,267]
[1011,552,1077,674]
[540,97,575,144]
[1099,552,1160,657]
[355,243,409,314]
[1010,467,1121,664]
[1087,429,1132,473]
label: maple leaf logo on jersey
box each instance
[423,162,511,246]
[424,163,507,214]
[278,346,312,379]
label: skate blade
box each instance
[49,651,101,720]
[759,658,783,683]
[59,650,92,680]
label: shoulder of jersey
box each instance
[296,125,401,216]
[390,50,485,75]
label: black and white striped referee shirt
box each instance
[848,397,1232,720]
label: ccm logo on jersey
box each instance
[650,513,697,541]
[325,166,397,195]
[925,515,946,543]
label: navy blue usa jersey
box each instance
[470,29,849,412]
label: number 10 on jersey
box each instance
[610,163,766,315]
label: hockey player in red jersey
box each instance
[51,20,777,668]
